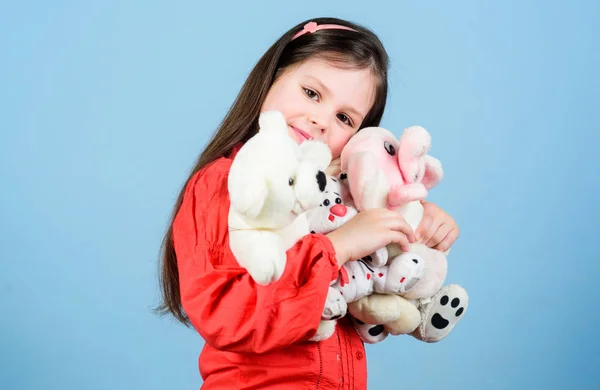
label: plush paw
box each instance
[244,253,286,285]
[240,239,287,285]
[367,247,388,267]
[384,252,425,294]
[351,316,388,344]
[413,284,468,343]
[322,287,347,320]
[310,320,337,342]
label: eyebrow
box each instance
[305,75,366,123]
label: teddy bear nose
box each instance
[330,204,347,217]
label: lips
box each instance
[290,125,313,143]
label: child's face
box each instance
[261,58,376,159]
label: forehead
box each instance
[286,58,377,116]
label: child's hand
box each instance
[327,208,415,267]
[415,200,459,252]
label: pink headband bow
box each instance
[291,21,357,40]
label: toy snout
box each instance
[330,204,347,217]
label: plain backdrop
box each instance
[1,1,599,389]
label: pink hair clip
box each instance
[291,21,357,40]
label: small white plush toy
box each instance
[304,175,355,341]
[228,111,332,285]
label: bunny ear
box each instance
[422,155,443,190]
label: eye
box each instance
[289,178,294,186]
[335,198,342,204]
[384,141,396,156]
[303,88,319,101]
[323,199,330,206]
[337,113,353,127]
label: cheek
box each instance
[261,84,302,117]
[327,131,355,158]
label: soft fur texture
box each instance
[228,111,332,285]
[339,125,469,343]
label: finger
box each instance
[390,231,411,252]
[387,218,416,243]
[425,223,453,248]
[434,227,460,252]
[416,214,435,243]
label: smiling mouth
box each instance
[290,126,313,142]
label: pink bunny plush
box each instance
[339,125,469,343]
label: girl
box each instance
[158,17,459,390]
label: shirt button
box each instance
[356,351,364,360]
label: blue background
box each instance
[2,1,599,389]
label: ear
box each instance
[398,126,432,184]
[228,168,268,219]
[422,155,443,190]
[346,151,388,210]
[398,126,432,159]
[258,111,288,134]
[299,140,332,170]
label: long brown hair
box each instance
[156,17,390,326]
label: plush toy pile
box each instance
[228,111,469,344]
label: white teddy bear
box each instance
[227,111,332,285]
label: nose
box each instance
[330,204,347,217]
[309,112,329,134]
[316,171,326,191]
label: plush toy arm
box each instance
[347,294,403,324]
[366,247,388,268]
[309,320,337,342]
[388,183,428,207]
[229,229,286,285]
[228,169,268,220]
[331,261,374,302]
[373,252,425,295]
[321,286,347,320]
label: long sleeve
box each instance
[172,156,339,354]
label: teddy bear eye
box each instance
[384,141,396,156]
[288,178,294,186]
[323,199,330,206]
[335,198,342,204]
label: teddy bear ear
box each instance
[258,111,288,135]
[422,155,443,190]
[299,140,332,170]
